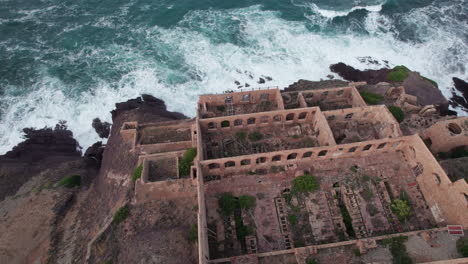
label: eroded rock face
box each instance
[92,118,111,138]
[329,63,391,84]
[284,79,348,92]
[449,77,468,112]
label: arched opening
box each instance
[303,151,313,158]
[345,113,354,119]
[318,150,327,157]
[208,122,216,129]
[363,144,372,151]
[272,155,282,161]
[286,113,295,121]
[234,119,243,126]
[247,117,256,125]
[241,159,251,166]
[447,123,462,134]
[327,115,335,121]
[225,161,235,168]
[377,143,387,149]
[208,163,220,169]
[348,146,358,153]
[433,173,441,184]
[298,112,307,120]
[337,90,344,96]
[287,153,297,160]
[221,120,230,128]
[256,157,267,164]
[333,182,340,188]
[273,115,282,122]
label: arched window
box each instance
[225,161,235,168]
[273,115,282,122]
[298,112,307,120]
[327,115,335,121]
[337,90,344,96]
[241,159,251,166]
[318,150,327,157]
[208,122,216,129]
[303,151,313,158]
[433,173,441,184]
[256,157,267,164]
[348,146,358,153]
[286,113,295,121]
[447,123,462,134]
[345,113,354,119]
[221,120,230,128]
[234,119,243,126]
[272,155,282,161]
[377,143,386,149]
[287,153,297,160]
[208,163,220,169]
[363,144,372,151]
[247,117,256,125]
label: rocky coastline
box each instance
[0,63,466,263]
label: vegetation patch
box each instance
[188,223,198,243]
[288,214,298,225]
[388,105,405,123]
[294,240,305,248]
[235,130,247,141]
[437,146,468,160]
[221,120,230,127]
[292,172,319,194]
[58,175,81,188]
[457,237,468,257]
[132,164,143,182]
[381,236,413,264]
[113,205,129,225]
[216,105,225,112]
[387,65,410,82]
[391,199,411,221]
[178,147,197,176]
[360,91,384,105]
[239,195,256,209]
[218,192,237,216]
[248,131,263,141]
[422,76,438,88]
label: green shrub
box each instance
[218,192,237,216]
[292,173,319,194]
[386,236,413,264]
[221,120,230,127]
[387,65,410,82]
[391,199,411,221]
[457,237,468,257]
[188,223,198,243]
[113,205,129,225]
[132,164,143,182]
[248,131,263,141]
[451,146,468,159]
[360,91,384,105]
[353,248,362,256]
[236,224,253,241]
[239,195,256,209]
[388,105,405,123]
[422,76,438,88]
[294,240,306,247]
[288,214,298,225]
[216,105,225,112]
[236,130,247,141]
[306,259,318,264]
[178,148,197,176]
[58,175,81,188]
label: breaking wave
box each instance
[0,0,467,154]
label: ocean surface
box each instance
[0,0,467,153]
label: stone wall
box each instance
[421,117,468,153]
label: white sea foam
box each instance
[0,3,467,154]
[311,3,384,19]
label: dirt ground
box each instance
[89,198,198,264]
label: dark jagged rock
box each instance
[449,77,468,111]
[84,141,104,168]
[284,79,348,92]
[245,83,250,87]
[329,62,390,84]
[265,76,272,81]
[111,94,186,122]
[402,72,447,106]
[92,118,111,138]
[2,122,81,162]
[0,123,82,201]
[258,78,265,84]
[234,80,240,85]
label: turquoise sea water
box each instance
[0,0,467,153]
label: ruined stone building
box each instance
[119,83,468,264]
